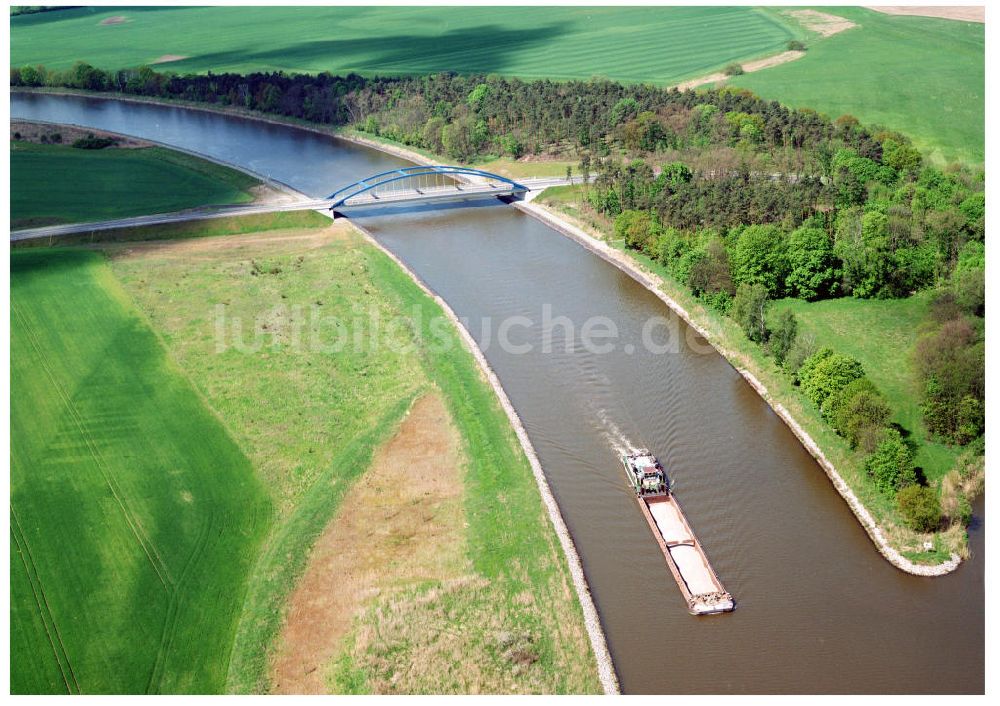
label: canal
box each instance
[12,92,984,694]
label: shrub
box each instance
[799,349,865,408]
[865,429,917,495]
[614,209,656,252]
[71,134,115,150]
[784,334,817,379]
[768,309,797,365]
[723,63,744,76]
[730,282,769,343]
[787,40,806,51]
[824,377,891,451]
[896,485,942,532]
[700,290,733,315]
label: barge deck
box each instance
[622,452,733,615]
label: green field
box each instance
[10,249,272,693]
[10,5,799,84]
[11,142,260,228]
[731,7,984,164]
[108,221,598,693]
[11,216,599,693]
[772,293,959,484]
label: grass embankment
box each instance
[10,249,271,693]
[10,141,261,228]
[106,218,600,693]
[11,5,797,84]
[536,185,967,562]
[771,294,958,484]
[730,7,984,164]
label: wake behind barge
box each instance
[622,451,734,615]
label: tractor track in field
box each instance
[146,510,216,693]
[10,505,82,694]
[12,303,176,590]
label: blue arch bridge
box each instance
[325,165,579,213]
[11,166,588,241]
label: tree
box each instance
[660,162,692,188]
[441,119,472,160]
[915,318,984,444]
[784,333,817,378]
[730,224,790,296]
[834,207,895,298]
[19,64,45,87]
[731,283,769,343]
[785,225,838,300]
[881,138,922,175]
[686,236,733,297]
[799,350,865,408]
[466,83,491,112]
[422,116,446,153]
[614,210,655,251]
[768,310,797,365]
[609,97,639,126]
[864,429,917,495]
[824,377,891,451]
[724,111,764,145]
[897,485,942,532]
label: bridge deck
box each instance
[335,181,525,209]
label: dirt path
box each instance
[675,50,806,91]
[674,9,856,91]
[867,6,984,22]
[269,392,468,694]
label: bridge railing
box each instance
[327,165,527,208]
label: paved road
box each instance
[11,175,588,242]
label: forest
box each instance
[12,61,985,538]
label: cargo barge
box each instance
[622,451,734,615]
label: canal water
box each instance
[12,92,984,694]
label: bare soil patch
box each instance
[151,54,190,64]
[99,15,128,25]
[11,120,151,148]
[270,392,468,694]
[787,9,857,37]
[867,6,984,23]
[676,50,806,91]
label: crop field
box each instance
[730,7,984,164]
[104,219,599,693]
[10,249,271,693]
[10,5,799,84]
[11,142,260,228]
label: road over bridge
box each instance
[11,171,588,242]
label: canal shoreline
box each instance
[513,199,962,577]
[11,88,962,575]
[343,215,621,694]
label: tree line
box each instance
[11,61,984,532]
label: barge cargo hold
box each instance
[622,452,734,615]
